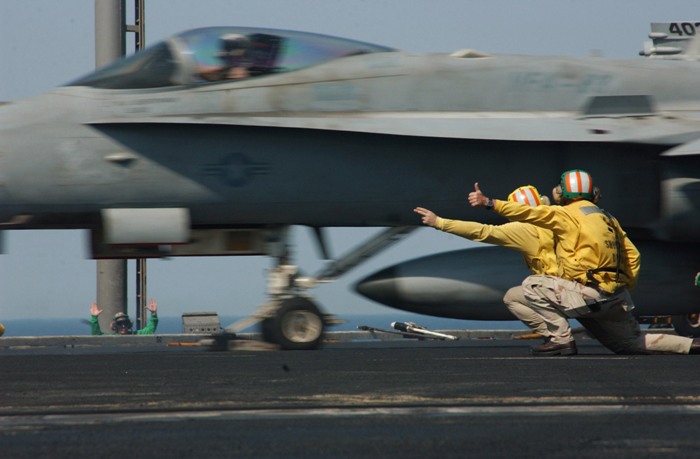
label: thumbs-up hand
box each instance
[468,182,489,207]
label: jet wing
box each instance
[662,137,700,156]
[90,110,700,145]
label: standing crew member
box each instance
[469,169,700,356]
[90,299,159,335]
[414,185,555,338]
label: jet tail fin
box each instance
[685,33,700,61]
[640,22,700,60]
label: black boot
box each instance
[531,340,577,356]
[689,338,700,354]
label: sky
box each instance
[0,0,698,322]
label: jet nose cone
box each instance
[355,248,525,320]
[354,267,401,306]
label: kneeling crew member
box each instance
[469,169,700,356]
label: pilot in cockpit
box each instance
[198,33,252,81]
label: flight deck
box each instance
[2,330,698,459]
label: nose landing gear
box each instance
[261,297,324,350]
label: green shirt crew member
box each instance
[90,299,159,335]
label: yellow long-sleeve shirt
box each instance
[492,199,640,293]
[435,217,558,276]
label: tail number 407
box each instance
[668,22,700,36]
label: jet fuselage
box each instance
[1,43,700,241]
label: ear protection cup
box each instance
[552,184,563,204]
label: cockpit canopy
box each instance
[68,26,395,89]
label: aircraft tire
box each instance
[269,297,324,350]
[671,314,700,337]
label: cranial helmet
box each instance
[559,169,595,200]
[111,312,132,332]
[113,312,130,322]
[218,33,250,56]
[508,185,543,206]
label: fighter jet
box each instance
[1,26,700,348]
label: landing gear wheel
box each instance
[671,314,700,337]
[268,297,324,350]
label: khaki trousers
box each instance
[522,275,692,354]
[503,285,549,337]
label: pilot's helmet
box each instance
[111,312,132,334]
[217,33,251,57]
[559,169,595,200]
[508,185,545,206]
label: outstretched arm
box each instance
[415,200,532,251]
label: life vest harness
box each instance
[585,209,623,293]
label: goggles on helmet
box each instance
[112,312,131,328]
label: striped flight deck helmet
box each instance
[508,185,543,206]
[559,169,595,200]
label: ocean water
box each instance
[0,314,525,337]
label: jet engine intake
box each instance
[101,208,190,245]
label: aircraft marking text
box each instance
[667,22,700,36]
